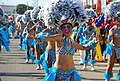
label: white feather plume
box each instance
[105,0,120,18]
[43,0,87,27]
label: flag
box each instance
[96,0,102,14]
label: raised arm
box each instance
[46,34,62,41]
[28,25,36,33]
[74,41,87,50]
[31,33,62,42]
[42,27,50,33]
[108,26,116,44]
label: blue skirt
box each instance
[27,38,36,47]
[43,66,82,81]
[104,43,120,59]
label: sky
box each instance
[0,0,99,6]
[0,0,48,6]
[0,0,105,7]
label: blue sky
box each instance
[0,0,48,6]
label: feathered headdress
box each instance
[23,10,32,23]
[0,7,4,20]
[15,15,22,23]
[43,0,87,28]
[37,7,44,20]
[31,6,41,20]
[105,0,120,19]
[85,8,97,18]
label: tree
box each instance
[16,4,33,14]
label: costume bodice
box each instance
[56,38,75,55]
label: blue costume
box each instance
[34,26,47,67]
[36,25,45,34]
[25,25,36,61]
[104,26,120,80]
[43,38,81,81]
[82,25,97,64]
[77,25,84,45]
[36,25,46,50]
[19,21,25,49]
[43,66,81,81]
[104,1,120,80]
[42,0,87,80]
[104,26,120,59]
[0,24,10,52]
[40,28,59,75]
[9,21,15,37]
[40,48,56,75]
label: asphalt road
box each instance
[0,39,119,81]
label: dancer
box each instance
[31,20,47,70]
[82,18,98,71]
[31,0,87,81]
[0,7,10,52]
[24,21,36,63]
[75,22,85,65]
[104,1,120,81]
[39,26,60,75]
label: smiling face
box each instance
[60,23,72,37]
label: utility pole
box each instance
[33,0,39,7]
[27,1,28,10]
[92,0,94,5]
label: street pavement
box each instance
[0,39,119,81]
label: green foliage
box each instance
[16,4,33,14]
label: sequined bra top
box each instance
[56,38,75,55]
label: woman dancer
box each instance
[82,18,98,71]
[104,1,120,81]
[39,26,60,75]
[25,21,36,63]
[32,20,47,70]
[31,0,87,81]
[0,8,10,52]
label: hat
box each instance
[43,0,87,28]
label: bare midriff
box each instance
[47,41,56,51]
[54,54,75,70]
[113,37,120,47]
